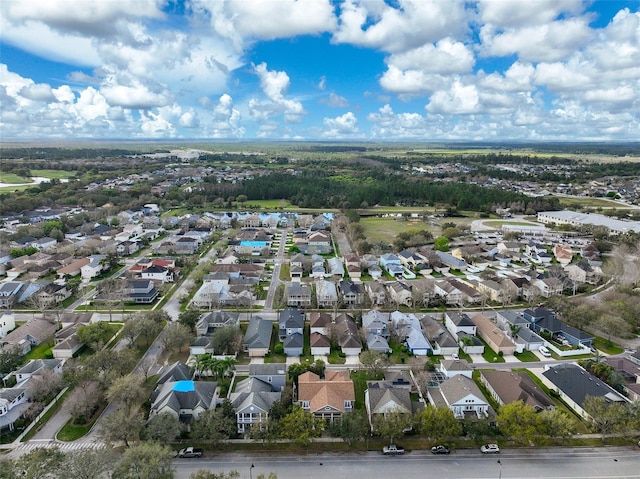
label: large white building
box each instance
[537,210,640,235]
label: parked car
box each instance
[431,445,451,455]
[177,447,203,458]
[539,346,551,357]
[480,444,500,454]
[382,444,405,455]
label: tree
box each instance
[179,309,200,330]
[433,236,450,252]
[496,401,539,445]
[583,395,630,437]
[144,413,185,443]
[372,410,412,445]
[12,446,65,479]
[210,325,243,355]
[359,350,389,379]
[537,408,577,439]
[287,359,326,386]
[98,406,145,447]
[66,448,118,479]
[414,405,462,442]
[190,472,240,479]
[112,442,175,479]
[277,405,322,445]
[106,374,147,412]
[0,346,22,376]
[329,410,370,445]
[77,321,112,351]
[191,400,238,443]
[161,322,194,353]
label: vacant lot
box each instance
[360,216,433,244]
[31,169,72,179]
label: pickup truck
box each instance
[382,445,405,455]
[177,447,203,458]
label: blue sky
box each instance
[1,0,639,141]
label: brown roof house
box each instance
[470,313,517,355]
[297,370,355,423]
[480,370,554,411]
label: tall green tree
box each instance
[191,400,238,443]
[112,442,175,479]
[277,405,322,446]
[496,401,540,445]
[329,410,370,445]
[372,410,412,445]
[414,405,462,442]
[144,413,185,443]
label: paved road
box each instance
[173,447,640,479]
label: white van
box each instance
[539,346,551,357]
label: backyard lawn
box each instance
[360,216,433,245]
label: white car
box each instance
[480,444,500,454]
[539,346,551,357]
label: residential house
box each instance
[0,311,15,338]
[427,374,490,419]
[149,379,218,422]
[564,261,601,285]
[0,387,28,432]
[303,230,332,254]
[433,280,463,306]
[379,253,402,276]
[243,316,273,357]
[309,312,332,336]
[57,257,90,280]
[390,311,431,356]
[297,370,355,423]
[230,376,282,434]
[125,279,159,304]
[0,282,25,309]
[11,359,63,385]
[447,279,482,304]
[35,283,71,307]
[473,280,504,304]
[310,332,331,356]
[362,310,390,339]
[438,359,473,379]
[326,257,344,278]
[470,313,516,355]
[339,280,364,306]
[196,311,240,336]
[386,281,412,307]
[480,370,554,411]
[315,280,338,308]
[365,380,417,431]
[116,240,141,257]
[139,264,174,283]
[604,357,640,401]
[367,264,383,280]
[435,251,468,271]
[541,364,628,419]
[33,237,57,252]
[278,308,304,357]
[523,308,594,347]
[0,319,56,354]
[553,244,574,266]
[81,255,105,281]
[419,314,459,356]
[285,282,312,308]
[531,276,564,298]
[444,312,477,337]
[365,281,386,306]
[495,310,544,352]
[334,313,362,356]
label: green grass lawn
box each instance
[514,350,540,362]
[479,339,505,363]
[360,216,433,245]
[24,339,55,361]
[350,370,378,410]
[593,336,624,355]
[0,172,30,184]
[327,348,346,364]
[31,169,73,179]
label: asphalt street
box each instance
[172,447,640,479]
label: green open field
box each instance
[31,169,73,179]
[360,216,433,244]
[0,172,30,184]
[484,220,539,227]
[554,196,629,208]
